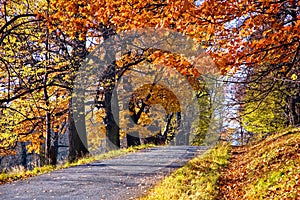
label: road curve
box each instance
[0,146,208,200]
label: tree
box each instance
[200,0,300,136]
[0,0,54,160]
[0,0,89,164]
[242,84,287,135]
[46,0,218,149]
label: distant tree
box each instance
[242,85,287,136]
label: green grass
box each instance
[0,144,155,184]
[140,143,230,200]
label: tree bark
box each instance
[176,113,189,145]
[68,31,90,162]
[126,98,141,147]
[289,95,300,126]
[49,131,58,165]
[126,132,141,147]
[68,99,89,162]
[20,142,27,169]
[104,88,120,150]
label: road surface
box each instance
[0,146,208,200]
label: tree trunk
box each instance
[126,132,141,147]
[101,25,120,150]
[287,94,300,127]
[141,135,156,145]
[49,132,58,165]
[126,99,141,147]
[43,0,51,166]
[104,88,120,150]
[67,31,90,162]
[68,99,89,162]
[44,110,51,164]
[49,146,57,165]
[20,142,27,169]
[176,113,189,145]
[290,95,300,126]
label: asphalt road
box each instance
[0,146,208,200]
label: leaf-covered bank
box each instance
[218,128,300,199]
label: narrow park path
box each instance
[0,146,208,200]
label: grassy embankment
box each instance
[141,143,230,200]
[218,127,300,199]
[0,144,154,185]
[142,127,300,200]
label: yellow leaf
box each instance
[291,74,297,81]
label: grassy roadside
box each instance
[218,127,300,199]
[0,144,155,185]
[140,143,230,200]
